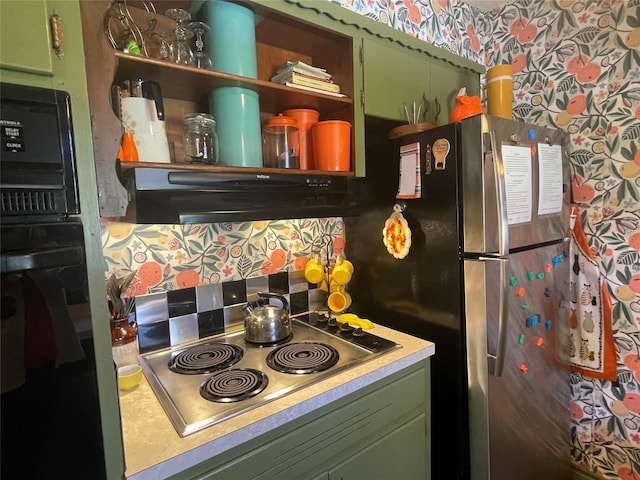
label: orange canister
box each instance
[486,64,513,119]
[312,120,351,172]
[283,108,319,170]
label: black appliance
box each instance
[1,83,106,479]
[119,167,359,224]
[345,115,571,480]
[1,82,80,223]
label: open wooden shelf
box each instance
[114,53,352,115]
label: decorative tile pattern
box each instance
[133,271,323,352]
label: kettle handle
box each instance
[257,292,289,314]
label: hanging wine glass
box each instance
[187,21,212,69]
[165,8,194,65]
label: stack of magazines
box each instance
[271,61,346,97]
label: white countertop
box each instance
[120,323,435,479]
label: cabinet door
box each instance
[329,414,427,480]
[0,0,54,76]
[361,37,430,122]
[429,61,480,126]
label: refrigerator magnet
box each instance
[432,138,450,170]
[382,203,412,259]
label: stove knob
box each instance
[340,322,354,332]
[315,312,329,323]
[327,317,338,327]
[352,327,365,337]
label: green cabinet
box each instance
[0,1,54,76]
[329,414,427,480]
[360,36,431,123]
[429,60,480,126]
[169,360,431,480]
[357,27,483,127]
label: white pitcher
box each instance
[120,97,171,163]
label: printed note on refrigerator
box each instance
[537,143,563,215]
[501,144,532,224]
[397,142,421,199]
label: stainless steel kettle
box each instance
[243,292,291,344]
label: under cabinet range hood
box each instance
[119,167,359,224]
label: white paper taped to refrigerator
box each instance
[537,143,563,215]
[397,142,421,199]
[501,144,532,225]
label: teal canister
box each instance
[209,87,263,167]
[200,0,262,166]
[201,0,258,78]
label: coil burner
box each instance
[200,368,268,403]
[266,342,339,374]
[168,342,243,375]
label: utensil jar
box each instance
[111,316,138,367]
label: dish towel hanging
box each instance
[568,206,617,381]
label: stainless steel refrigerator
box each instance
[345,114,572,480]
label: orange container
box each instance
[486,64,513,119]
[311,120,351,172]
[283,108,319,170]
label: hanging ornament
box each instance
[382,203,412,259]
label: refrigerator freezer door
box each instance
[465,242,572,480]
[461,115,571,254]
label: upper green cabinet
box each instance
[430,60,480,126]
[357,25,483,126]
[360,36,431,122]
[0,1,54,76]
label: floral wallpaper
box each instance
[102,219,344,296]
[333,0,640,477]
[100,0,639,477]
[482,1,640,478]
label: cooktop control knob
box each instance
[327,317,338,327]
[352,327,365,337]
[340,322,354,333]
[315,312,329,324]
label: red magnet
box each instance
[519,364,528,373]
[545,263,552,273]
[535,337,544,347]
[516,287,525,297]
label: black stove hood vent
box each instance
[123,168,360,224]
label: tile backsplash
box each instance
[134,270,327,353]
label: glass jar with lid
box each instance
[183,113,219,164]
[262,114,299,169]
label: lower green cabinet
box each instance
[329,414,427,480]
[171,360,430,480]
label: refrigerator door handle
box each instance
[488,131,510,257]
[483,256,509,377]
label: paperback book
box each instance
[273,72,341,93]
